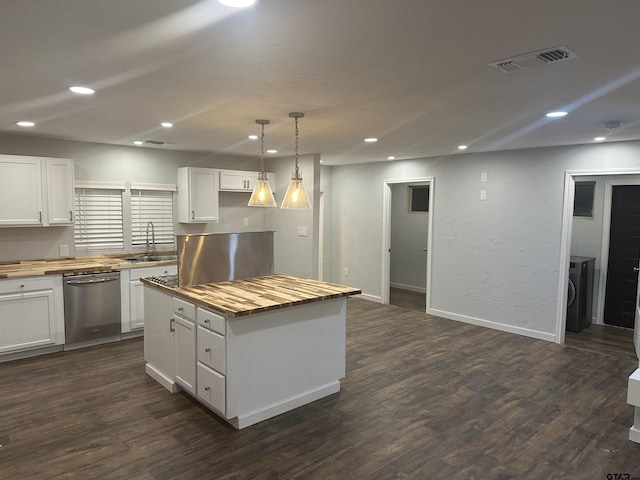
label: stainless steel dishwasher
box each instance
[63,271,121,349]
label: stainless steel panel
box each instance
[63,272,121,345]
[177,231,274,287]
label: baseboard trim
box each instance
[390,283,426,294]
[230,381,341,429]
[429,308,556,342]
[145,364,180,393]
[356,293,382,303]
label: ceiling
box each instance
[2,0,640,166]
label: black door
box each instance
[603,185,640,328]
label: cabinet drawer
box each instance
[131,265,177,281]
[172,297,195,320]
[197,363,226,414]
[0,276,55,295]
[197,307,225,335]
[197,326,226,374]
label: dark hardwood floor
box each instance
[1,298,639,479]
[390,287,425,312]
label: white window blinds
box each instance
[131,189,175,246]
[74,188,124,251]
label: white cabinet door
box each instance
[218,170,262,192]
[45,159,74,225]
[219,170,248,191]
[0,156,43,226]
[126,265,177,332]
[178,167,219,223]
[174,314,196,394]
[245,171,260,190]
[0,289,56,353]
[143,286,176,389]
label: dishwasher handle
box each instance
[66,277,119,285]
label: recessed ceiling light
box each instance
[217,0,258,7]
[248,134,258,140]
[69,86,95,95]
[387,156,395,160]
[545,111,568,118]
[594,137,606,142]
[133,141,144,145]
[16,121,35,127]
[161,122,173,128]
[364,138,378,143]
[266,149,277,154]
[458,145,468,150]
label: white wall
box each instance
[327,141,640,341]
[266,153,320,279]
[390,183,428,291]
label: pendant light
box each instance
[281,112,312,209]
[248,119,277,207]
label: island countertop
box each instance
[141,274,361,317]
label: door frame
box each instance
[381,176,434,312]
[558,168,640,344]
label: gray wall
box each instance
[390,183,428,291]
[327,141,640,341]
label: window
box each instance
[574,181,595,217]
[131,189,175,247]
[409,185,429,212]
[74,187,124,251]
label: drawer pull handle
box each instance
[205,347,211,352]
[204,386,210,391]
[204,319,210,323]
[169,318,175,332]
[178,307,184,311]
[20,284,25,288]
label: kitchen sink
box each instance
[124,255,177,263]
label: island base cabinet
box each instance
[197,363,226,414]
[143,286,177,391]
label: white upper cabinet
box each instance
[219,170,261,192]
[45,159,75,225]
[0,155,74,227]
[177,167,219,223]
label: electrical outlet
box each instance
[297,226,308,237]
[480,190,487,201]
[243,217,249,227]
[344,267,349,277]
[59,244,69,257]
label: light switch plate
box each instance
[481,172,488,182]
[297,226,308,237]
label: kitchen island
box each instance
[142,274,361,429]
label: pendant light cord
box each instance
[294,116,300,177]
[260,122,265,173]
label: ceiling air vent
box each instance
[144,140,171,145]
[489,46,578,73]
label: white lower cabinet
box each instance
[121,265,177,333]
[0,276,64,357]
[143,286,176,391]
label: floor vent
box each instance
[489,46,578,73]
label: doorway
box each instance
[381,177,434,312]
[559,171,640,359]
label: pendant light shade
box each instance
[248,119,277,207]
[281,112,312,210]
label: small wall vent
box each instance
[489,46,578,73]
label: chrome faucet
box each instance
[146,221,156,257]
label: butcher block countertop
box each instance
[0,255,176,279]
[141,274,362,317]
